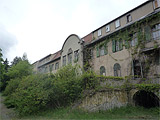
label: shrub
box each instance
[48,64,83,107]
[12,74,53,115]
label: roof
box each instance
[82,33,92,44]
[85,8,160,47]
[52,50,61,61]
[91,0,152,33]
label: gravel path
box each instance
[0,94,17,120]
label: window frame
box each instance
[55,62,59,70]
[74,50,79,62]
[98,29,102,37]
[68,48,73,64]
[127,14,132,23]
[113,63,121,77]
[63,55,66,66]
[152,23,160,41]
[106,25,110,32]
[100,66,106,76]
[112,39,123,53]
[115,19,120,28]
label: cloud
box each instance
[0,24,18,59]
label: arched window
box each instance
[68,48,73,64]
[113,63,121,76]
[100,66,106,76]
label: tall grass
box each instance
[19,106,159,120]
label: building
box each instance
[33,0,160,79]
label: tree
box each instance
[22,52,28,61]
[4,58,9,72]
[0,48,4,90]
[0,58,10,91]
[11,56,22,67]
[4,60,33,95]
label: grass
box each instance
[17,106,160,120]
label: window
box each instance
[74,50,79,62]
[130,33,138,47]
[45,66,48,73]
[52,64,54,71]
[152,23,160,40]
[112,39,123,53]
[68,53,72,64]
[115,19,120,28]
[155,50,160,65]
[127,14,132,23]
[100,46,105,56]
[63,56,66,66]
[153,0,160,9]
[100,66,106,76]
[98,29,102,37]
[113,63,121,77]
[90,48,93,59]
[96,44,108,57]
[106,25,110,32]
[144,26,151,42]
[49,64,54,72]
[68,48,73,64]
[133,60,142,78]
[55,62,59,70]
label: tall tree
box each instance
[11,56,22,67]
[0,48,5,91]
[22,52,28,61]
[4,58,9,72]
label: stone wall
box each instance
[78,89,128,112]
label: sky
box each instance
[0,0,148,64]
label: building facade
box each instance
[33,0,160,79]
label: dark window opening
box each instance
[133,90,160,108]
[100,66,106,76]
[133,60,142,78]
[155,49,160,65]
[113,63,121,76]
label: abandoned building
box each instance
[33,0,160,110]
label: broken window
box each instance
[113,63,121,76]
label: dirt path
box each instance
[0,94,17,120]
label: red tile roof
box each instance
[82,33,92,44]
[52,50,61,61]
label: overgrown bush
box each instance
[48,64,83,107]
[12,74,53,115]
[81,70,99,89]
[3,64,100,115]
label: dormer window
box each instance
[127,14,132,23]
[115,19,120,28]
[98,29,102,37]
[153,0,160,9]
[106,25,110,32]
